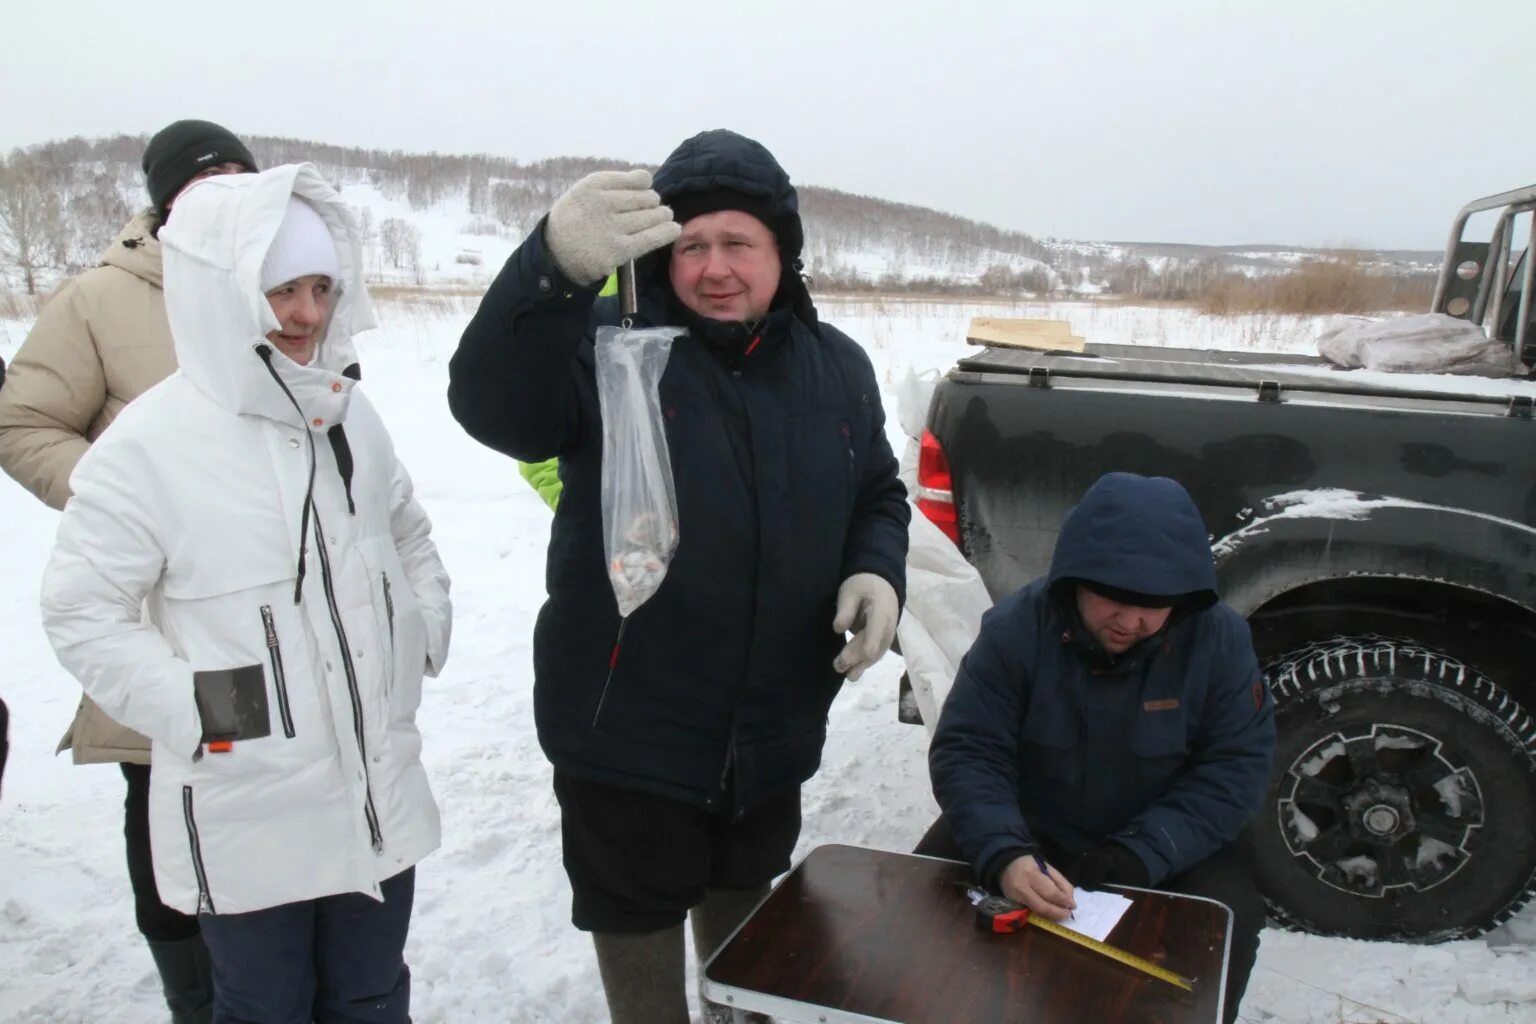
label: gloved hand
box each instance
[544,169,682,286]
[1069,842,1151,890]
[832,573,899,681]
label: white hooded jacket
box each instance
[41,165,451,915]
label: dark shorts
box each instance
[553,771,802,933]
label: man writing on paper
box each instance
[920,472,1275,1023]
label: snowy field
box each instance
[1,296,1534,1023]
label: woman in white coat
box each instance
[42,164,451,1024]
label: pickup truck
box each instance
[913,185,1536,942]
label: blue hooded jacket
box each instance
[929,472,1275,885]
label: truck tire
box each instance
[1253,635,1536,941]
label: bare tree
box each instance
[380,217,407,269]
[404,224,423,281]
[356,207,378,276]
[379,217,422,275]
[0,163,63,295]
[467,166,489,217]
[62,175,131,272]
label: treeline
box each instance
[0,144,138,292]
[0,132,1053,294]
[1195,260,1436,315]
[799,186,1052,289]
[817,262,1057,296]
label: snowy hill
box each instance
[1,133,1438,300]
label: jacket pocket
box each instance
[356,538,428,723]
[259,606,296,738]
[787,410,858,513]
[1127,714,1191,805]
[162,584,329,772]
[783,409,859,594]
[1129,713,1189,764]
[1016,725,1083,830]
[182,785,215,915]
[1018,702,1082,782]
[193,664,272,743]
[1019,737,1082,783]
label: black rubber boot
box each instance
[592,926,690,1024]
[146,935,214,1024]
[692,887,772,1024]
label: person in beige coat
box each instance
[0,118,255,1024]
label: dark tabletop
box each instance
[704,844,1231,1024]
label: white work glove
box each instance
[544,169,682,286]
[832,573,899,681]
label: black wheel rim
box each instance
[1276,722,1482,898]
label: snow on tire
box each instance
[1253,635,1536,942]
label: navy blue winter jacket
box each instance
[447,131,909,815]
[929,473,1275,885]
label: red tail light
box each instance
[917,430,961,546]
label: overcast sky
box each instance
[7,1,1533,249]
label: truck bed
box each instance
[954,344,1536,417]
[929,343,1536,602]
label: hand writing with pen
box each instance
[998,851,1077,922]
[998,841,1152,922]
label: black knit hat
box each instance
[1077,577,1183,610]
[668,188,780,239]
[142,120,257,217]
[652,130,805,263]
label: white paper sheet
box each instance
[1060,888,1133,942]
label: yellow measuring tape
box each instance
[1027,911,1194,992]
[968,887,1195,992]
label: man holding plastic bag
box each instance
[448,129,909,1023]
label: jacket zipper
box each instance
[260,605,296,738]
[182,786,215,914]
[718,732,736,806]
[382,572,397,696]
[382,573,396,647]
[374,574,393,700]
[253,344,379,851]
[311,511,384,852]
[843,420,856,488]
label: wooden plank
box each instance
[967,317,1086,352]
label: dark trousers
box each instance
[198,867,416,1024]
[915,816,1262,1024]
[554,771,802,933]
[122,763,201,942]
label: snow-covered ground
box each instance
[1,296,1533,1023]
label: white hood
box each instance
[160,164,377,429]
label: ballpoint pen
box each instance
[1034,851,1074,921]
